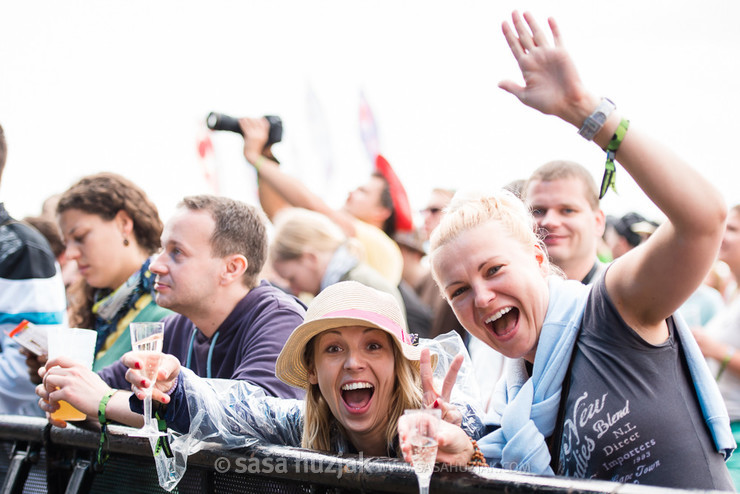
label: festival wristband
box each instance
[599,118,630,199]
[98,389,118,425]
[96,389,118,467]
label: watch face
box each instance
[594,112,607,124]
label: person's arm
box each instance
[500,11,726,343]
[124,356,304,446]
[239,117,357,237]
[254,146,291,220]
[96,359,131,390]
[693,329,740,379]
[36,357,144,428]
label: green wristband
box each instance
[599,118,630,199]
[98,389,118,426]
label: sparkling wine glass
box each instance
[128,322,166,438]
[404,408,441,494]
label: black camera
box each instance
[206,112,283,146]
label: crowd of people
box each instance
[0,9,738,493]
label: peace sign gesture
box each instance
[419,347,463,426]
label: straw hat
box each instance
[276,280,436,389]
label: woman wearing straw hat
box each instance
[109,281,480,463]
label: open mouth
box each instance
[341,382,374,412]
[485,306,520,338]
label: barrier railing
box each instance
[0,414,720,493]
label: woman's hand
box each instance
[498,11,597,128]
[37,356,112,426]
[122,352,181,404]
[398,416,474,467]
[419,347,464,426]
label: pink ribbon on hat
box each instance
[321,309,410,344]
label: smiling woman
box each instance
[407,11,736,490]
[111,281,482,487]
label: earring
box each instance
[123,238,130,247]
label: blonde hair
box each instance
[270,208,365,262]
[301,336,423,454]
[429,189,557,288]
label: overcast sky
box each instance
[2,1,739,227]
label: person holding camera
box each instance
[236,117,406,289]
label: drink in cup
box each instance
[47,327,97,421]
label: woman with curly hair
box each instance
[57,172,171,370]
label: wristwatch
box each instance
[577,98,616,141]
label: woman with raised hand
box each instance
[399,11,734,490]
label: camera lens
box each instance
[206,112,219,129]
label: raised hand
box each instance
[419,347,463,426]
[498,11,595,127]
[239,117,271,164]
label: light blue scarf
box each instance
[478,276,734,474]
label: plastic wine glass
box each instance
[404,408,441,494]
[128,322,166,438]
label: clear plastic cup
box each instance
[47,327,97,421]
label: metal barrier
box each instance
[0,414,720,493]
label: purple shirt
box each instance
[98,280,305,399]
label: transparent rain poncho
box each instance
[150,331,484,491]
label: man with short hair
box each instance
[0,123,67,415]
[96,195,306,399]
[523,160,607,284]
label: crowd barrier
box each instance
[0,414,721,493]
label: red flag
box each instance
[375,154,413,232]
[195,129,219,194]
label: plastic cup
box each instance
[47,328,97,421]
